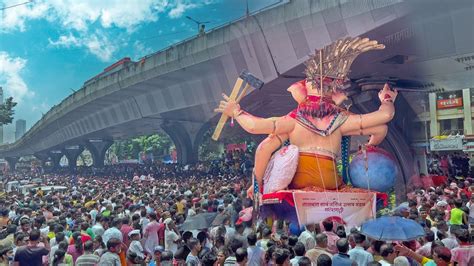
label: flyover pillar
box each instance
[49,150,63,170]
[34,152,49,168]
[85,139,113,167]
[5,157,18,172]
[162,122,201,164]
[63,145,84,170]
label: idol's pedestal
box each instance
[260,188,387,228]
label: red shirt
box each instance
[157,223,165,242]
[120,224,133,247]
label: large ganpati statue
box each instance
[214,37,397,202]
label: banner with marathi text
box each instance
[293,192,376,228]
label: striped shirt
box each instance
[75,253,100,266]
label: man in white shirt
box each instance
[164,218,180,255]
[92,216,109,238]
[103,218,123,246]
[379,244,397,266]
[247,233,264,266]
[298,223,316,251]
[416,231,435,257]
[290,242,306,266]
[348,233,373,266]
[466,194,474,226]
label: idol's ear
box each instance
[287,80,307,104]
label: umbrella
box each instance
[361,216,426,241]
[180,212,217,231]
[211,213,227,226]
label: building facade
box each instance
[15,119,26,141]
[0,87,3,144]
[410,88,473,175]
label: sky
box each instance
[0,0,281,143]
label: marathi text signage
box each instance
[437,98,463,109]
[430,137,463,151]
[293,192,376,228]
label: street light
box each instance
[185,16,210,34]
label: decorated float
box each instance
[213,37,398,228]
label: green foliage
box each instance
[0,97,17,126]
[198,128,223,161]
[108,132,173,161]
[77,150,93,166]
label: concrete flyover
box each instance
[1,0,474,195]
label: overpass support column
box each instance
[49,150,63,170]
[162,122,202,164]
[85,139,113,167]
[34,152,49,168]
[428,92,439,137]
[5,157,18,172]
[63,145,84,170]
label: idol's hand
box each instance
[214,93,240,117]
[378,83,398,103]
[247,185,254,200]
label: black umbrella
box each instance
[180,212,217,231]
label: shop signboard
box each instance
[436,97,463,109]
[464,141,474,152]
[430,136,463,151]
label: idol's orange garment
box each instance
[289,152,342,190]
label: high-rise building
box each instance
[15,119,26,141]
[0,87,3,144]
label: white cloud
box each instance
[48,33,79,48]
[0,1,49,32]
[1,0,206,32]
[132,41,154,60]
[168,1,197,19]
[1,0,215,60]
[31,101,50,115]
[0,52,34,103]
[48,32,117,62]
[84,34,117,62]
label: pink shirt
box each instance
[67,244,83,263]
[451,244,474,265]
[323,231,340,254]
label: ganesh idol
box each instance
[214,37,397,199]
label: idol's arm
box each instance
[340,83,397,135]
[344,124,388,145]
[214,93,295,135]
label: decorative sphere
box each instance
[349,146,397,192]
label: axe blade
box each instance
[239,70,264,90]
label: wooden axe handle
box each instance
[212,78,244,141]
[236,83,251,103]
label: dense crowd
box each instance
[427,153,471,178]
[0,150,473,266]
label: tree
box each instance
[107,132,173,161]
[0,97,17,125]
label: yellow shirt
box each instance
[176,202,184,214]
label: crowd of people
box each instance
[427,153,471,178]
[0,150,472,266]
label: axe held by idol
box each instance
[211,70,264,141]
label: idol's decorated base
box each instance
[260,187,387,228]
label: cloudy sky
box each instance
[0,0,281,143]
